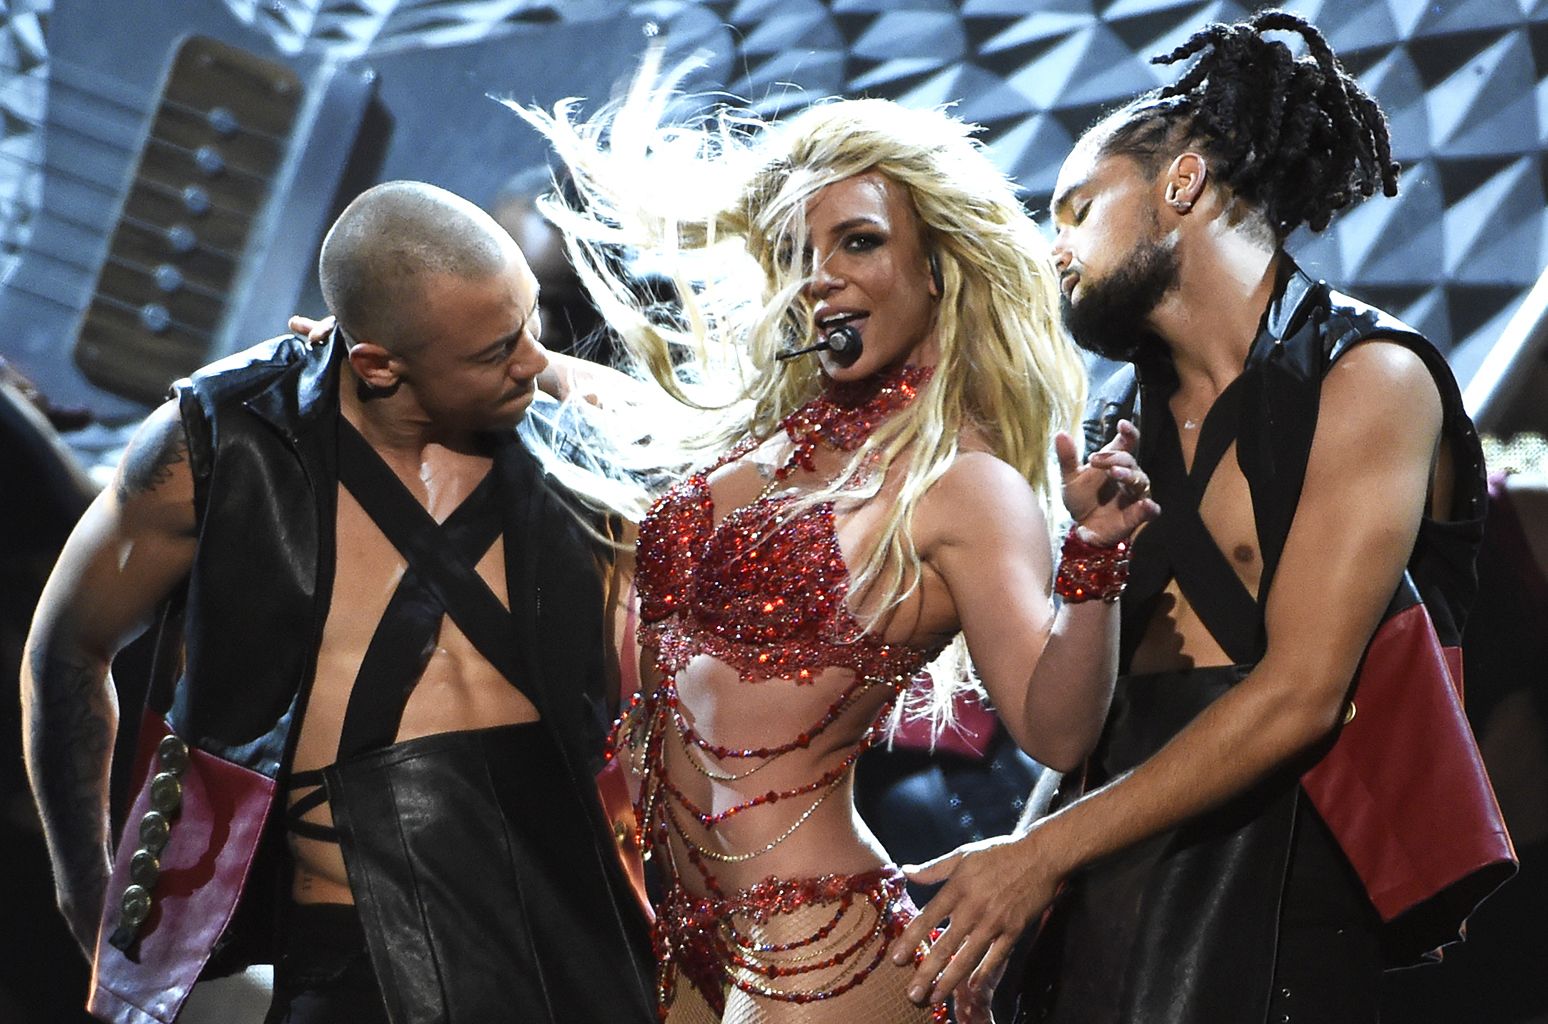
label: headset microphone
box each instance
[824,324,863,366]
[775,324,863,367]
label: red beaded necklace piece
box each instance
[774,364,935,479]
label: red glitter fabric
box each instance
[1053,524,1130,603]
[624,367,953,1019]
[653,868,949,1021]
[635,365,941,686]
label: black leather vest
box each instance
[150,334,647,974]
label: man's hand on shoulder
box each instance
[288,313,334,346]
[537,350,648,408]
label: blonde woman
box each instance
[506,74,1157,1024]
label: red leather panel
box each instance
[1302,604,1515,928]
[890,685,997,760]
[596,757,653,922]
[89,711,275,1024]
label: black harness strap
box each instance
[336,424,521,699]
[333,428,516,757]
[1117,266,1477,673]
[285,421,523,843]
[1147,377,1266,666]
[285,767,337,842]
[1120,371,1265,668]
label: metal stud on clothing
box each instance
[108,734,191,950]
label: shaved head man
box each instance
[23,181,656,1024]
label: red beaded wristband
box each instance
[1054,524,1130,603]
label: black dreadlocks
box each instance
[1095,9,1400,238]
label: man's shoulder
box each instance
[1316,283,1466,413]
[1322,339,1442,412]
[1268,273,1460,405]
[179,334,316,410]
[1319,285,1428,362]
[172,334,333,482]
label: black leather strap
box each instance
[284,767,339,842]
[283,421,525,844]
[334,420,521,757]
[1145,395,1265,666]
[1119,370,1263,667]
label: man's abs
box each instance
[285,483,539,904]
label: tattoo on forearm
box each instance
[25,641,114,893]
[117,414,188,501]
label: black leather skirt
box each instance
[1018,666,1380,1024]
[322,721,655,1024]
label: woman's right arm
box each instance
[918,425,1155,770]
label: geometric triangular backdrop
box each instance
[8,0,1544,381]
[186,0,1548,369]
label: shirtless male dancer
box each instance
[21,181,656,1024]
[892,13,1514,1024]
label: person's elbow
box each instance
[1036,744,1090,775]
[1017,715,1104,774]
[21,610,114,701]
[1254,650,1357,757]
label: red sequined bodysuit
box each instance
[622,366,951,1022]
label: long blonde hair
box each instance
[514,59,1087,724]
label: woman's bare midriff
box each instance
[658,655,898,896]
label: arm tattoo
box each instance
[117,412,188,502]
[25,639,114,894]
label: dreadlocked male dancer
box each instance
[22,181,656,1023]
[506,58,1159,1022]
[892,12,1515,1023]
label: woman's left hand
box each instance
[1057,419,1158,547]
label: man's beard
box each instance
[1061,234,1178,363]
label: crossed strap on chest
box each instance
[1125,374,1269,666]
[287,421,524,843]
[1098,293,1468,669]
